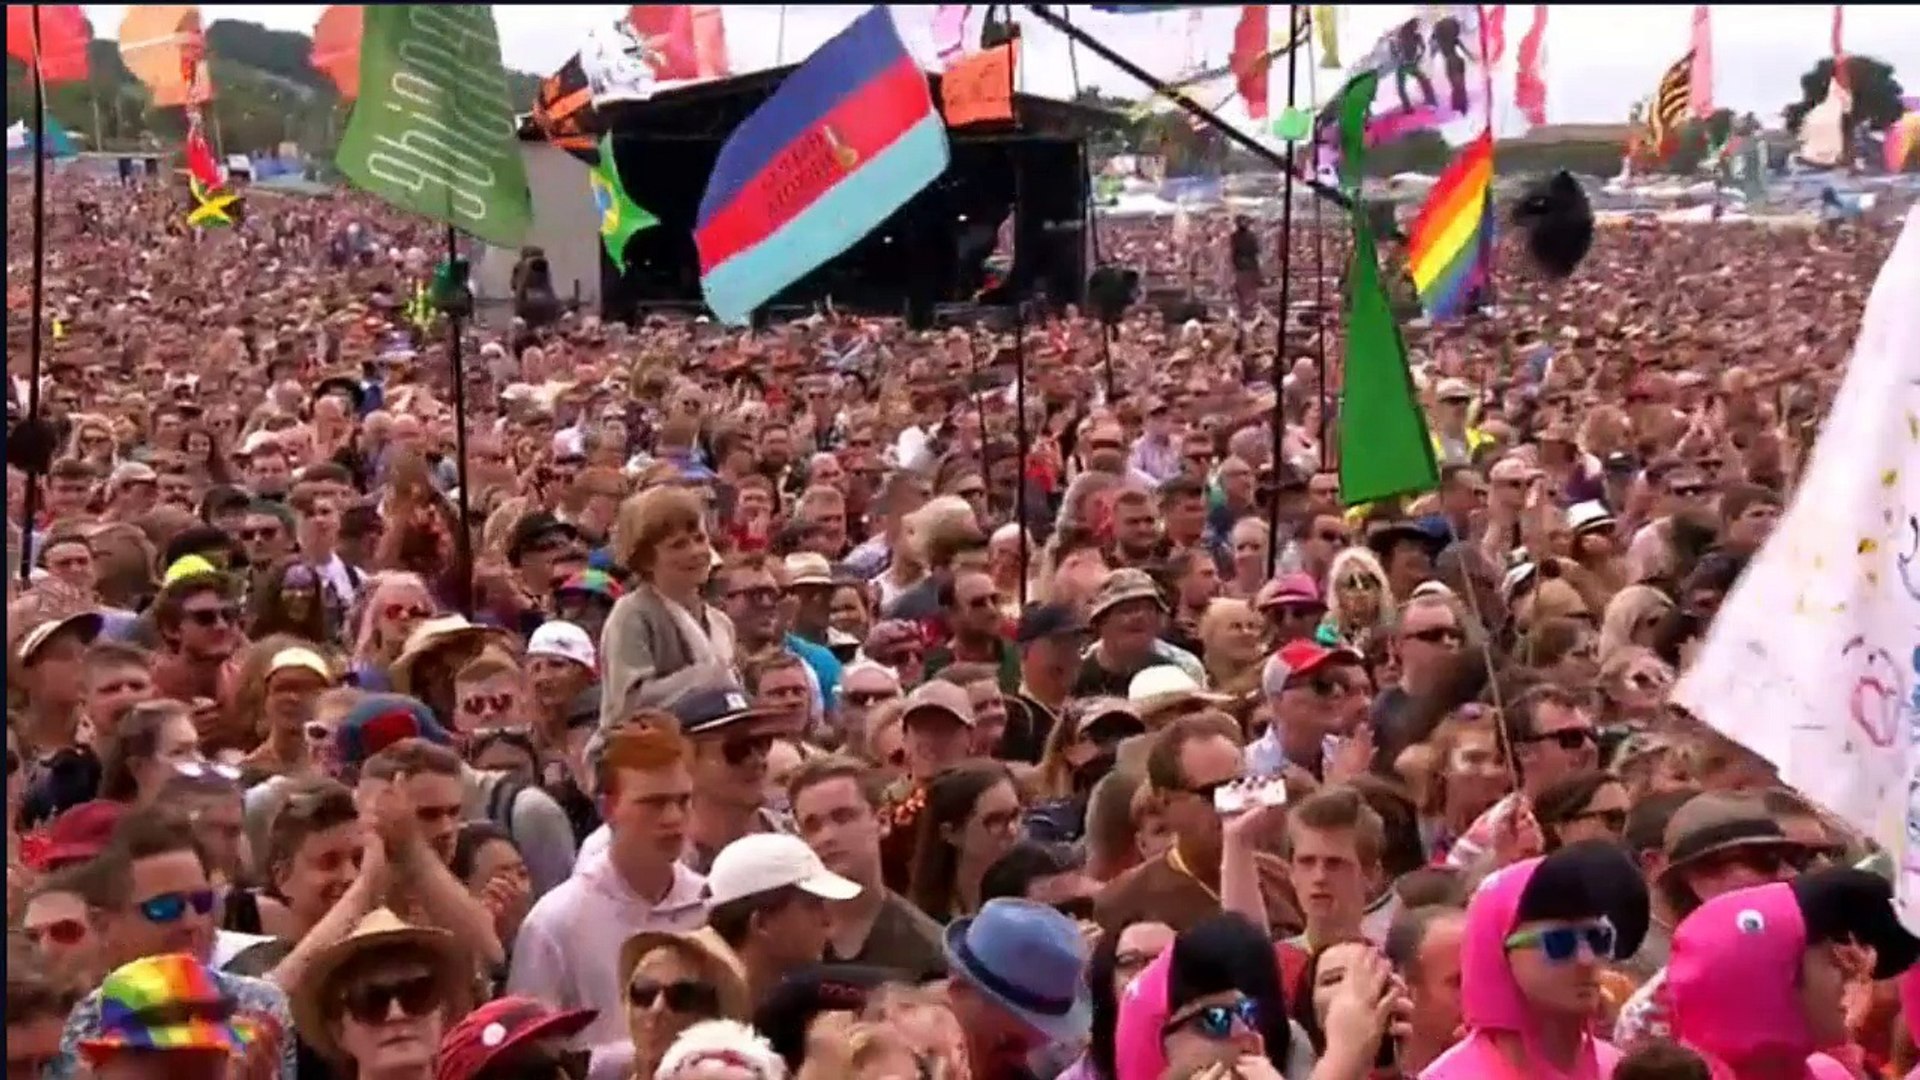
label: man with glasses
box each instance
[926,568,1018,691]
[1372,593,1468,767]
[1445,685,1600,874]
[1615,793,1815,1048]
[42,815,297,1080]
[151,571,241,703]
[1095,716,1302,936]
[1250,640,1366,781]
[235,501,294,570]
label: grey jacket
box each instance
[597,582,735,730]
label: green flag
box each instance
[336,5,532,249]
[592,134,658,271]
[1333,70,1438,506]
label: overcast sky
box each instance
[82,4,1920,130]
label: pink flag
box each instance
[1485,4,1507,65]
[1513,5,1548,126]
[932,5,970,65]
[1689,5,1713,118]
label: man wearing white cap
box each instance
[704,833,861,1004]
[527,621,600,738]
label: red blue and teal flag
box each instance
[1405,129,1493,322]
[695,6,949,324]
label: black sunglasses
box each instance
[722,734,774,766]
[183,606,239,627]
[628,978,721,1017]
[339,974,441,1025]
[1575,807,1628,832]
[844,690,897,707]
[1406,626,1464,646]
[1522,727,1596,751]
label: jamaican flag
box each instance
[186,176,242,228]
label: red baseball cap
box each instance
[35,800,128,871]
[1274,639,1362,681]
[435,997,595,1080]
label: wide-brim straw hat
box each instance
[289,908,465,1062]
[390,615,511,696]
[619,927,753,1021]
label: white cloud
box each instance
[81,3,1920,126]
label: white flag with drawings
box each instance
[1672,209,1920,929]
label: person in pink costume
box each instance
[1667,868,1920,1080]
[1421,840,1649,1080]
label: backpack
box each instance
[485,774,528,834]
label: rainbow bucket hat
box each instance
[78,953,257,1061]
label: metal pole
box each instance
[1267,6,1302,578]
[1011,138,1031,606]
[1021,4,1392,235]
[19,6,49,583]
[1309,12,1331,471]
[445,223,476,617]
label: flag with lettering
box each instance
[336,4,532,248]
[694,6,948,325]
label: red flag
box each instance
[311,5,364,101]
[1689,5,1713,118]
[1513,5,1548,126]
[1485,4,1507,65]
[7,5,92,84]
[184,117,222,189]
[629,4,730,80]
[1831,4,1849,92]
[1230,4,1269,119]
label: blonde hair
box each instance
[1598,584,1674,665]
[1325,547,1393,634]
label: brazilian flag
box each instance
[590,134,658,272]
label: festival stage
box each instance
[590,66,1114,325]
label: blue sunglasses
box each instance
[1167,997,1260,1040]
[1505,918,1617,963]
[138,889,218,924]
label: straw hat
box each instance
[390,615,509,696]
[619,927,753,1021]
[290,908,464,1062]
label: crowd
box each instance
[5,166,1917,1080]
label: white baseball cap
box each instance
[528,620,596,673]
[705,834,861,907]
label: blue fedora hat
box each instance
[943,898,1092,1044]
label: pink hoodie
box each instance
[1667,883,1855,1080]
[1419,857,1622,1080]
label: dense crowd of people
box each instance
[5,167,1917,1080]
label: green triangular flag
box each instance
[592,134,658,272]
[1333,70,1438,506]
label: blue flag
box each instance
[694,6,949,325]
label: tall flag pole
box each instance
[337,4,532,614]
[1266,4,1304,575]
[17,6,50,583]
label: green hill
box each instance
[5,18,542,157]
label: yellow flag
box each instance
[1314,5,1340,68]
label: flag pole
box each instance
[1266,5,1302,577]
[18,5,50,583]
[1307,15,1331,472]
[444,223,476,618]
[776,6,789,65]
[1010,12,1031,606]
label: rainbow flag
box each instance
[694,6,949,324]
[1405,130,1493,321]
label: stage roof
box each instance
[524,65,1123,142]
